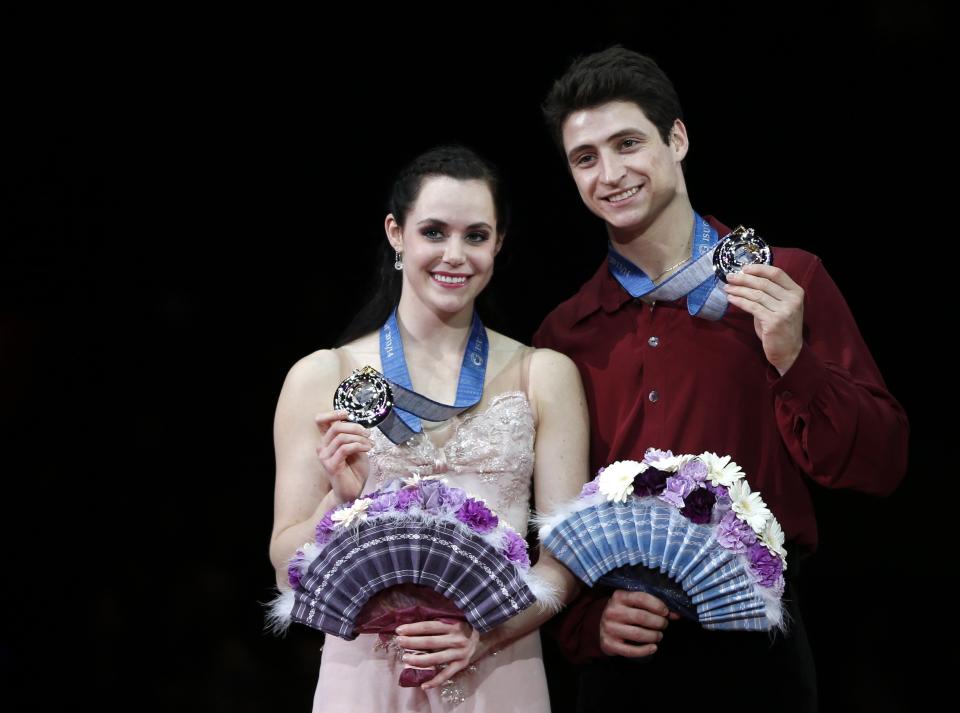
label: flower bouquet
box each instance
[537,449,787,631]
[269,477,555,687]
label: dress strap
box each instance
[520,346,534,403]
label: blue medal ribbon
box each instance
[377,307,488,443]
[607,212,729,320]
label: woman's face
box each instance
[388,176,502,319]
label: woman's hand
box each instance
[314,409,372,504]
[395,620,482,690]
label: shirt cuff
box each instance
[551,590,610,665]
[767,344,826,411]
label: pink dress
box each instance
[312,378,551,713]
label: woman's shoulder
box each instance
[276,339,378,412]
[527,348,580,386]
[289,333,380,381]
[485,328,528,355]
[485,330,579,378]
[280,349,344,400]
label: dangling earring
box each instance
[394,250,403,271]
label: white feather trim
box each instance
[759,581,789,632]
[532,494,605,539]
[264,588,295,635]
[524,570,563,613]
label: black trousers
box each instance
[575,582,817,713]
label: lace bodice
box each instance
[362,391,536,534]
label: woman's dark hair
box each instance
[542,45,684,154]
[334,144,510,347]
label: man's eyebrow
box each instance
[567,128,649,161]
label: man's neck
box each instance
[607,196,696,281]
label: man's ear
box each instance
[670,119,689,162]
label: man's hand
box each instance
[599,590,678,658]
[724,264,805,376]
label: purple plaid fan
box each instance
[291,516,536,638]
[268,478,546,688]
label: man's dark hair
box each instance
[542,46,684,154]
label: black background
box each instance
[2,5,947,711]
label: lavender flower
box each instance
[643,448,674,464]
[716,511,757,553]
[680,487,717,524]
[367,491,399,515]
[287,550,305,588]
[394,486,421,511]
[455,498,499,534]
[659,473,696,508]
[679,458,708,483]
[580,479,600,497]
[420,479,466,515]
[315,511,337,545]
[503,530,531,568]
[748,542,784,588]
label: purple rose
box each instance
[455,498,499,534]
[680,487,717,524]
[716,511,757,553]
[420,480,466,515]
[748,543,784,588]
[315,511,337,545]
[394,487,421,511]
[633,467,669,497]
[503,530,531,568]
[643,448,673,465]
[580,480,600,498]
[679,458,708,483]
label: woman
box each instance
[269,145,588,712]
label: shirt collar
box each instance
[570,215,732,326]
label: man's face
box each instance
[561,101,688,235]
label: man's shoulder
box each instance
[769,246,824,285]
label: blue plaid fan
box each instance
[538,449,787,632]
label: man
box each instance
[533,46,908,712]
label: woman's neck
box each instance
[395,294,474,363]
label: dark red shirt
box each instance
[533,218,908,663]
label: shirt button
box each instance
[648,390,660,403]
[648,336,660,347]
[781,390,793,401]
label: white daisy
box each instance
[598,460,645,503]
[728,480,771,534]
[646,453,694,472]
[331,498,372,527]
[761,518,788,567]
[699,451,745,488]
